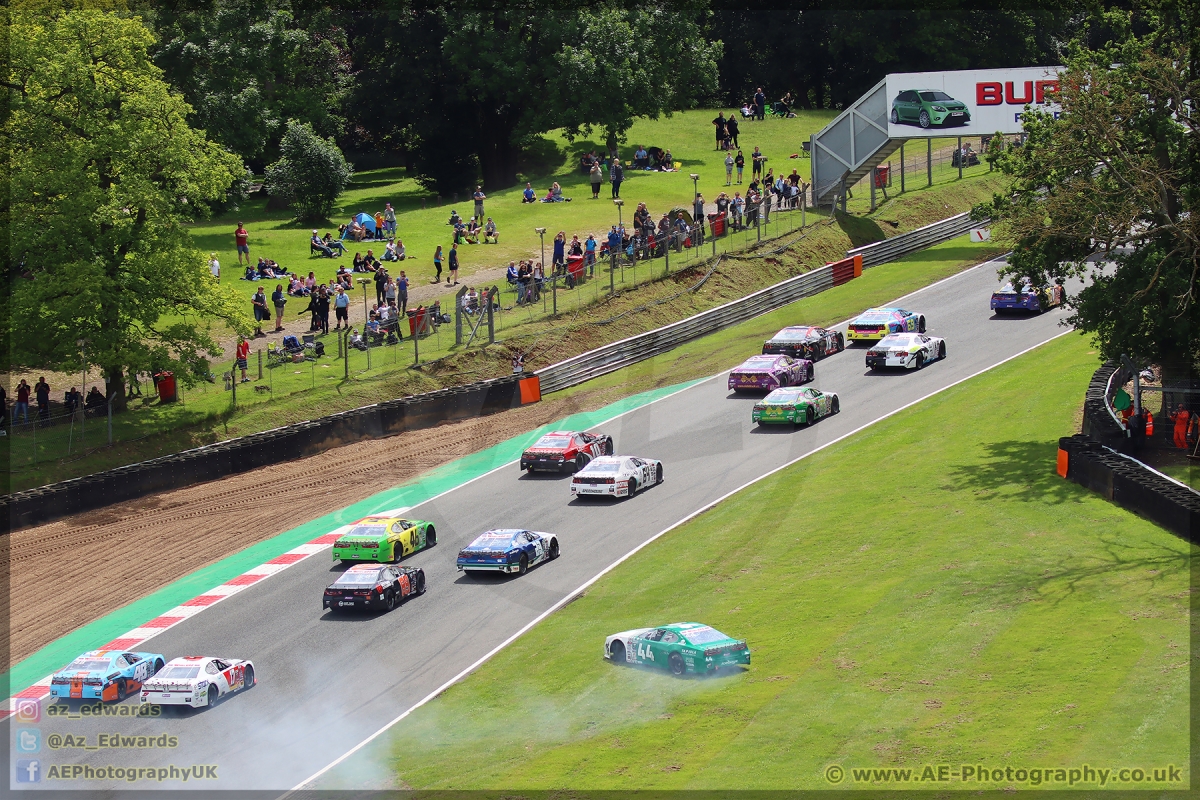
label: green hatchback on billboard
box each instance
[890,89,971,128]
[604,622,750,675]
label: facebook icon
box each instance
[16,759,41,783]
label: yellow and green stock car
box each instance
[752,386,840,426]
[332,516,436,563]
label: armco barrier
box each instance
[2,373,538,533]
[846,212,986,269]
[1058,433,1200,540]
[537,265,837,394]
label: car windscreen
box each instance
[582,462,622,473]
[877,335,913,348]
[533,436,570,448]
[919,91,953,102]
[65,659,110,672]
[682,627,731,645]
[157,666,200,680]
[767,391,803,403]
[772,328,811,341]
[346,525,387,538]
[335,569,382,585]
[741,357,778,367]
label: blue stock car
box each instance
[457,529,560,576]
[49,649,165,702]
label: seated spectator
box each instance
[243,263,258,280]
[64,387,81,416]
[663,149,675,170]
[85,386,105,414]
[462,287,480,315]
[311,229,334,258]
[288,275,306,296]
[365,249,379,271]
[453,225,467,245]
[447,209,462,226]
[484,218,498,243]
[522,183,536,203]
[352,252,366,272]
[541,182,570,202]
[324,232,345,255]
[336,265,352,290]
[305,271,317,292]
[348,219,367,241]
[382,240,399,261]
[365,313,383,345]
[394,239,406,260]
[349,328,367,350]
[506,261,519,285]
[465,218,481,244]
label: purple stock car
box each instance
[728,354,814,392]
[990,282,1065,314]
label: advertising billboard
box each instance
[885,66,1064,139]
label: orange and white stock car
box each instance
[139,656,255,709]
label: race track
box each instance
[21,256,1078,791]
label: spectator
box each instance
[752,146,765,179]
[725,152,734,185]
[484,218,498,244]
[324,232,345,256]
[635,144,649,168]
[465,217,481,244]
[64,386,81,418]
[522,183,536,203]
[607,225,621,258]
[374,210,385,241]
[35,376,50,425]
[15,379,30,425]
[727,114,740,148]
[433,245,443,284]
[383,203,396,237]
[305,271,316,292]
[348,218,367,241]
[383,240,399,261]
[373,265,388,305]
[353,252,366,272]
[590,162,604,198]
[585,234,597,274]
[85,385,106,414]
[507,261,519,286]
[272,283,287,332]
[543,182,570,202]
[473,186,486,219]
[693,194,706,244]
[754,87,766,120]
[311,229,334,258]
[384,275,398,309]
[234,221,249,265]
[236,336,250,383]
[735,149,745,184]
[397,270,409,315]
[712,112,727,150]
[333,285,349,330]
[314,286,331,335]
[395,239,406,260]
[252,286,268,337]
[512,352,525,375]
[715,192,730,217]
[0,383,7,434]
[447,243,460,285]
[552,231,566,273]
[209,253,220,281]
[447,209,462,226]
[611,159,624,199]
[732,192,745,228]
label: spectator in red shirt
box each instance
[15,379,30,424]
[236,337,250,383]
[235,222,250,265]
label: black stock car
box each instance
[761,326,845,361]
[323,564,426,613]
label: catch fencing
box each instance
[846,211,985,269]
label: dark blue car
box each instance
[457,529,559,576]
[990,282,1064,314]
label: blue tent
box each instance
[341,212,377,239]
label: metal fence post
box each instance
[107,397,112,445]
[257,349,263,380]
[610,253,616,296]
[927,138,932,187]
[900,141,906,193]
[957,136,963,179]
[344,330,350,379]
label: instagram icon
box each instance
[15,699,41,723]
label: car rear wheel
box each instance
[890,108,899,124]
[518,554,529,575]
[806,408,815,426]
[207,685,219,707]
[611,641,626,664]
[244,666,255,689]
[603,437,614,456]
[391,542,404,563]
[549,539,559,560]
[153,658,165,675]
[669,653,686,676]
[656,464,664,484]
[426,526,437,547]
[574,455,585,473]
[116,679,127,702]
[919,110,931,128]
[384,590,396,611]
[938,342,947,359]
[628,478,638,497]
[918,316,927,333]
[914,352,925,370]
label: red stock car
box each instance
[521,430,614,473]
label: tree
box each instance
[264,120,353,221]
[6,10,248,411]
[978,4,1199,376]
[346,2,721,192]
[146,1,353,168]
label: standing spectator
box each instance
[272,283,287,332]
[1170,404,1190,449]
[512,352,524,375]
[610,159,624,199]
[315,286,331,335]
[397,271,409,316]
[735,149,745,184]
[15,379,30,424]
[447,243,460,285]
[473,186,486,220]
[752,146,765,180]
[35,376,50,426]
[384,275,397,309]
[732,192,745,228]
[236,336,250,383]
[209,253,220,281]
[727,114,740,148]
[693,194,706,245]
[374,265,388,304]
[373,210,385,241]
[553,231,566,273]
[432,245,444,284]
[251,286,268,337]
[585,234,597,275]
[725,152,734,185]
[712,112,727,150]
[383,203,396,237]
[234,222,250,265]
[590,162,604,198]
[754,87,766,120]
[334,285,350,330]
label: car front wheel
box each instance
[669,653,686,676]
[890,108,899,124]
[244,666,255,689]
[549,539,559,560]
[610,641,626,664]
[831,397,840,414]
[918,110,931,128]
[656,464,664,484]
[938,342,947,359]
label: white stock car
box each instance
[570,455,663,500]
[139,656,255,709]
[864,332,947,370]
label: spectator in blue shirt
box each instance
[522,183,536,203]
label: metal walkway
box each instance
[809,78,899,207]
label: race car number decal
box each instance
[399,575,411,595]
[223,665,244,691]
[133,661,150,682]
[636,643,655,662]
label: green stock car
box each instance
[332,515,436,563]
[751,386,840,427]
[605,623,750,675]
[890,89,971,129]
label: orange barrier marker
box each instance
[1056,448,1068,478]
[519,375,541,405]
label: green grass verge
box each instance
[321,333,1190,792]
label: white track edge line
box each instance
[286,325,1074,795]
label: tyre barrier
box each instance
[1081,360,1134,451]
[1,373,539,533]
[1058,433,1200,541]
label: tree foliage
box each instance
[264,119,353,221]
[979,4,1199,373]
[345,2,721,192]
[6,9,248,409]
[147,1,353,167]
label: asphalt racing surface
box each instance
[22,257,1077,792]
